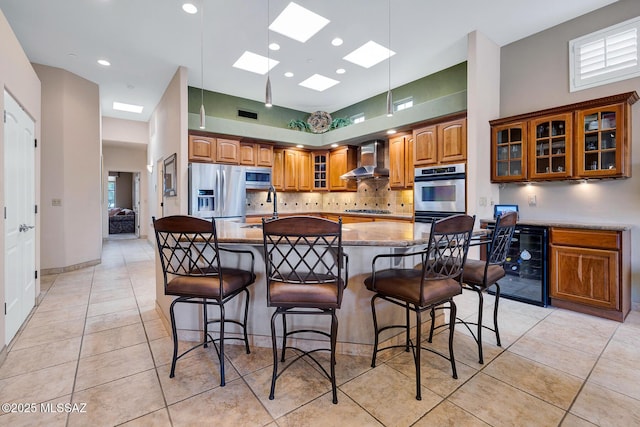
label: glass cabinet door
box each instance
[576,104,623,177]
[492,122,526,182]
[528,113,572,180]
[312,152,329,190]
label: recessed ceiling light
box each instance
[296,144,304,148]
[336,68,346,74]
[97,59,111,66]
[343,41,395,68]
[182,3,197,14]
[232,51,279,75]
[269,2,330,43]
[298,74,340,92]
[269,42,280,51]
[284,71,294,77]
[331,37,343,46]
[113,102,143,114]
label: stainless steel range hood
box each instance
[340,140,389,180]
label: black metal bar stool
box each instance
[364,214,475,400]
[262,216,348,404]
[153,215,256,386]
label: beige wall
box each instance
[147,67,189,319]
[103,117,148,146]
[33,64,102,271]
[0,9,42,348]
[498,0,640,302]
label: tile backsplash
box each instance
[246,178,414,216]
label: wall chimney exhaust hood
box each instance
[340,140,389,180]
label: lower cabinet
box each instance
[549,227,630,321]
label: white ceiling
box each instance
[0,0,619,122]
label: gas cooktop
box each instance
[344,209,392,214]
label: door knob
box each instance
[19,224,35,232]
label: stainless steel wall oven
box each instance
[414,163,466,222]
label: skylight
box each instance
[343,41,395,68]
[298,74,340,91]
[233,51,279,75]
[269,2,330,43]
[113,102,143,114]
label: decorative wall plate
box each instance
[307,111,332,133]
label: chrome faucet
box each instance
[266,185,278,219]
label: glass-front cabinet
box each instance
[576,104,625,178]
[312,151,329,191]
[490,91,636,183]
[492,122,527,182]
[528,113,572,180]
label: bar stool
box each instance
[364,214,475,400]
[153,215,256,386]
[262,216,348,404]
[431,211,517,364]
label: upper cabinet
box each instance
[389,134,413,189]
[239,142,274,167]
[414,117,467,166]
[188,134,216,163]
[328,146,357,191]
[216,138,240,164]
[490,92,637,183]
[312,151,329,191]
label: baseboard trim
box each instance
[41,258,101,275]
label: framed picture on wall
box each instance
[163,153,177,197]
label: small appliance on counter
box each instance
[494,204,519,220]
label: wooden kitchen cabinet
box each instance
[491,122,527,182]
[528,113,573,180]
[272,148,284,191]
[490,91,637,183]
[281,148,311,191]
[550,227,630,321]
[312,151,329,191]
[389,134,413,189]
[188,134,216,163]
[329,146,357,191]
[216,138,240,164]
[239,142,274,166]
[575,103,630,178]
[413,117,466,166]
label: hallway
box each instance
[0,238,639,426]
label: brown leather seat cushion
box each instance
[462,259,506,288]
[268,278,342,309]
[364,268,462,307]
[166,268,254,299]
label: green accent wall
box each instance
[331,62,467,121]
[188,61,467,134]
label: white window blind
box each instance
[570,16,640,91]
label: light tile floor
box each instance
[1,238,639,426]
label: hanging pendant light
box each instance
[265,0,273,107]
[386,0,393,117]
[199,0,206,128]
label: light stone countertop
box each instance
[480,218,632,231]
[246,211,414,221]
[216,220,487,247]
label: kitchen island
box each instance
[154,220,478,354]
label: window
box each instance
[570,16,640,92]
[107,176,116,208]
[351,113,365,124]
[393,97,413,112]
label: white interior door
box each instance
[4,90,36,344]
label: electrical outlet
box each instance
[52,198,62,207]
[528,194,537,206]
[479,197,487,207]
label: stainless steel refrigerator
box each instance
[188,163,246,221]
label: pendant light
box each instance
[386,0,393,117]
[199,0,206,128]
[265,0,273,107]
